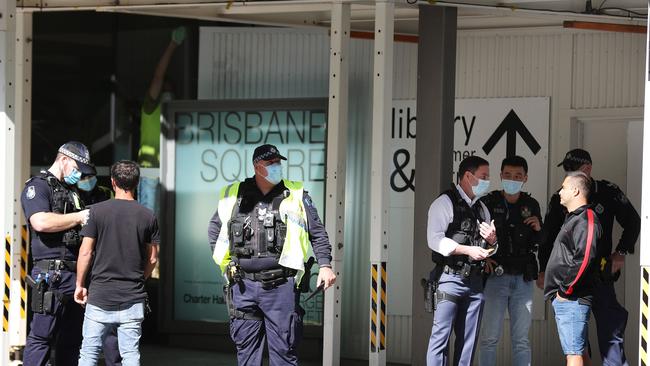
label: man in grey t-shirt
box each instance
[75,160,160,366]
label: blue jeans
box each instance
[552,296,591,355]
[78,302,145,366]
[479,274,533,366]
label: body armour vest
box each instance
[432,185,485,266]
[30,171,85,249]
[228,192,288,259]
[482,191,538,258]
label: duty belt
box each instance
[443,264,482,277]
[242,268,297,282]
[34,259,77,272]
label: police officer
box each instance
[77,171,113,206]
[207,144,336,366]
[21,141,93,366]
[76,170,121,366]
[426,155,497,366]
[538,149,640,366]
[478,156,542,366]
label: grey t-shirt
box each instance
[80,199,160,309]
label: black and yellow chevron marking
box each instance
[370,264,378,352]
[21,226,28,319]
[380,262,386,351]
[4,235,11,332]
[642,267,649,366]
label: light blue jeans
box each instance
[478,274,533,366]
[78,302,145,366]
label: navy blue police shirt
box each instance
[21,171,81,261]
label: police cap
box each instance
[58,141,95,176]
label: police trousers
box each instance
[427,271,485,366]
[592,280,629,366]
[229,277,304,366]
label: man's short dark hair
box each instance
[111,160,140,192]
[501,155,528,174]
[567,171,591,198]
[457,155,489,182]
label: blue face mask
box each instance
[502,179,524,195]
[77,176,97,192]
[471,175,490,197]
[64,168,82,185]
[264,163,283,185]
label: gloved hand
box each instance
[171,26,186,45]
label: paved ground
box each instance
[139,344,402,365]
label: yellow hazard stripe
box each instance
[370,264,378,352]
[642,267,650,366]
[380,262,387,350]
[3,235,11,332]
[20,226,28,318]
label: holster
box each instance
[298,257,316,293]
[422,263,444,313]
[26,275,55,314]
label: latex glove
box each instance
[172,26,187,45]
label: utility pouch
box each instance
[421,279,436,313]
[229,221,244,247]
[42,291,55,314]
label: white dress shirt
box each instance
[427,184,491,257]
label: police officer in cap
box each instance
[539,148,640,366]
[21,141,93,366]
[76,168,113,206]
[426,155,497,366]
[208,144,336,365]
[479,156,542,366]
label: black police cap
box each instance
[252,144,287,164]
[58,141,95,176]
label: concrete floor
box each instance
[139,344,401,365]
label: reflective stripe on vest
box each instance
[212,179,310,286]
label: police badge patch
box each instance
[521,206,531,218]
[595,203,605,214]
[26,186,35,200]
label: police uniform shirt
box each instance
[539,179,641,271]
[208,177,332,272]
[427,184,491,256]
[21,171,80,261]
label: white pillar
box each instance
[639,3,650,365]
[0,0,18,364]
[10,10,32,351]
[323,2,349,366]
[368,1,393,365]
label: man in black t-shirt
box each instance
[75,160,160,366]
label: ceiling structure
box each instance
[14,0,649,33]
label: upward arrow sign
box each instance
[482,109,541,157]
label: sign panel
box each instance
[168,99,327,324]
[388,97,549,316]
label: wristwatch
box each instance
[616,250,628,256]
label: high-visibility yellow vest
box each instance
[138,104,161,168]
[212,179,310,286]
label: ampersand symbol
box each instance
[390,149,415,192]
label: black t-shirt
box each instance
[21,172,82,261]
[80,199,160,308]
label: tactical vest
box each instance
[213,179,310,286]
[29,171,85,249]
[483,191,537,259]
[432,185,485,267]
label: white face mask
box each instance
[470,173,490,197]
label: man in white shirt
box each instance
[426,155,497,366]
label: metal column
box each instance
[368,1,393,365]
[0,1,19,364]
[323,2,349,366]
[639,3,650,365]
[410,5,457,366]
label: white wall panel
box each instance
[198,25,644,365]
